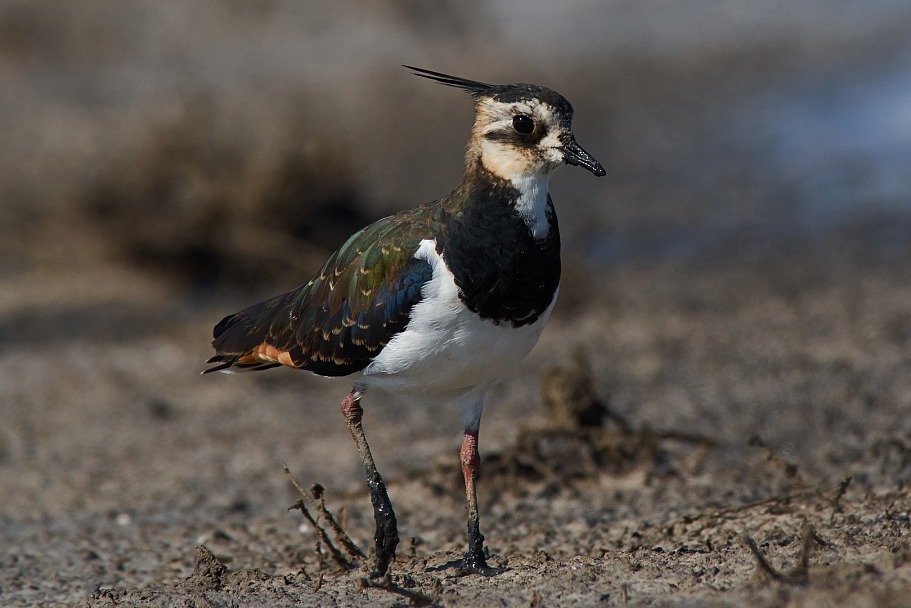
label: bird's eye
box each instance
[512,115,535,134]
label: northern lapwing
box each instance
[205,66,605,576]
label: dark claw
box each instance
[459,551,501,576]
[459,523,502,576]
[367,474,399,578]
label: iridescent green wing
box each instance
[205,204,443,376]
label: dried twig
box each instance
[653,429,718,448]
[791,522,812,581]
[310,483,366,560]
[745,535,774,577]
[830,476,852,523]
[748,435,805,485]
[285,466,361,570]
[744,522,821,585]
[684,489,817,536]
[288,499,353,570]
[358,574,437,606]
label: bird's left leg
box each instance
[459,395,499,575]
[341,386,398,578]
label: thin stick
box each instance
[744,534,788,582]
[285,466,358,570]
[288,499,352,570]
[744,522,819,585]
[311,483,366,560]
[358,575,436,606]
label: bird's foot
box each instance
[367,476,399,578]
[459,546,501,576]
[369,526,399,578]
[458,530,501,576]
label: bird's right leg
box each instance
[459,394,500,575]
[341,387,399,578]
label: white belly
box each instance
[360,239,556,397]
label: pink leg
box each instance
[460,432,497,575]
[342,389,398,577]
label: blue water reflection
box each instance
[590,49,911,266]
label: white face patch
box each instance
[478,101,541,138]
[472,98,569,182]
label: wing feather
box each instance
[205,205,441,376]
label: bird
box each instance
[204,66,605,577]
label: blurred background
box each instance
[2,3,911,602]
[1,0,909,300]
[3,0,911,487]
[1,0,910,489]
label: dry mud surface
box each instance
[2,247,911,607]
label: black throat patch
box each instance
[437,168,561,327]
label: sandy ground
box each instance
[3,245,911,607]
[2,2,911,606]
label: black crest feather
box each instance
[403,65,494,97]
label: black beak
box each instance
[562,139,605,176]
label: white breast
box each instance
[360,239,556,398]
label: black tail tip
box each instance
[203,356,234,374]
